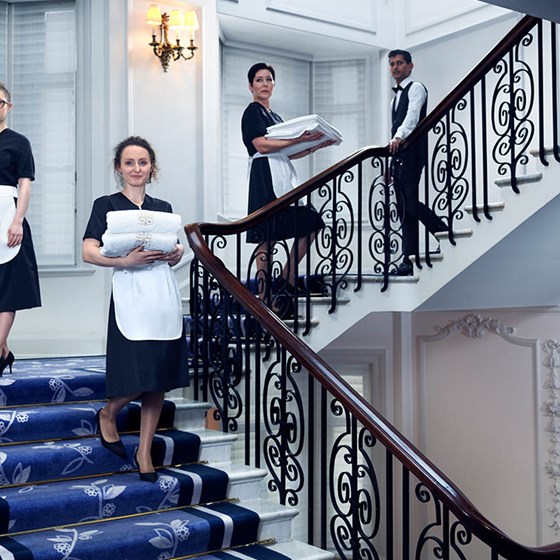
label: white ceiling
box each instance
[219,14,376,60]
[479,0,560,23]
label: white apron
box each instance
[249,152,299,198]
[112,261,182,341]
[0,186,21,265]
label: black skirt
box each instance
[0,218,41,312]
[105,297,189,398]
[246,157,324,244]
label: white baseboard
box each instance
[9,337,105,359]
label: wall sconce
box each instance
[146,4,199,72]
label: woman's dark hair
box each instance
[113,136,159,186]
[247,62,275,84]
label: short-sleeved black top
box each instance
[0,128,35,185]
[241,102,283,157]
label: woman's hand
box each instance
[7,220,23,248]
[160,243,185,267]
[296,130,325,144]
[122,246,165,267]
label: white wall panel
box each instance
[266,0,376,33]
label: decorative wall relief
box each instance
[542,339,560,534]
[434,313,515,339]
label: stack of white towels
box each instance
[265,114,343,157]
[100,210,182,257]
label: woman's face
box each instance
[117,145,152,189]
[250,69,275,105]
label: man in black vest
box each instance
[388,49,447,276]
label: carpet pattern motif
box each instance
[0,357,290,560]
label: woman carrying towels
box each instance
[242,62,333,316]
[82,136,188,482]
[0,82,41,375]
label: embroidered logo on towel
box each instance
[137,212,155,227]
[135,232,153,247]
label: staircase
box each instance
[0,356,332,560]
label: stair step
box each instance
[195,428,238,463]
[465,201,506,214]
[266,539,335,560]
[0,500,267,559]
[435,228,473,240]
[0,400,175,444]
[0,461,267,535]
[0,429,201,486]
[166,397,211,431]
[231,498,298,543]
[0,356,106,406]
[494,172,543,188]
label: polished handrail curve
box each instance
[186,221,560,558]
[186,13,560,559]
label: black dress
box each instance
[241,102,324,244]
[0,128,41,312]
[83,192,189,398]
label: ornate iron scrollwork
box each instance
[329,398,379,560]
[491,32,535,193]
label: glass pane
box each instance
[9,1,77,266]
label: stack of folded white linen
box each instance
[100,210,182,257]
[265,114,343,157]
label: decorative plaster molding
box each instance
[541,340,560,534]
[433,313,515,339]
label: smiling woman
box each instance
[82,136,189,483]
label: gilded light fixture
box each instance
[146,4,199,72]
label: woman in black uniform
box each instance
[0,83,41,375]
[82,136,188,482]
[241,63,332,312]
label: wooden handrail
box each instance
[186,14,560,557]
[404,14,539,148]
[186,221,560,558]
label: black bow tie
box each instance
[392,85,402,94]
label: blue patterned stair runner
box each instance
[0,357,292,560]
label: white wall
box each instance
[324,307,560,547]
[9,0,520,359]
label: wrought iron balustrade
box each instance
[185,14,560,560]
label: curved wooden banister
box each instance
[187,13,560,557]
[186,221,560,558]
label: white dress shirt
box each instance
[392,76,427,140]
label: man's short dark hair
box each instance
[388,49,412,64]
[247,62,276,84]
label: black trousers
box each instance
[393,149,446,261]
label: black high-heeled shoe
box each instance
[96,409,126,457]
[134,451,158,483]
[0,351,14,377]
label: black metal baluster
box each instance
[551,22,560,162]
[537,20,548,166]
[403,467,410,560]
[481,77,490,222]
[445,112,455,245]
[386,450,394,560]
[508,49,519,193]
[320,385,327,551]
[469,89,481,221]
[356,161,363,292]
[307,372,315,543]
